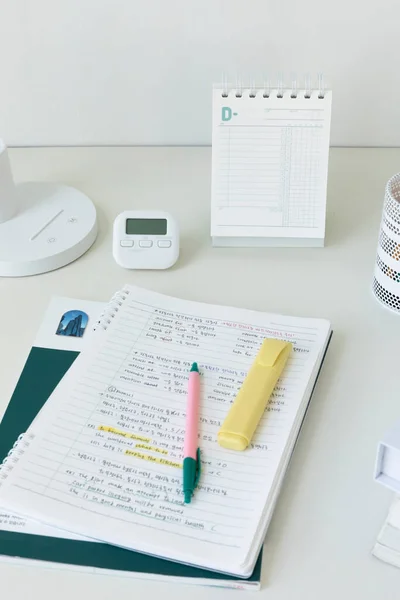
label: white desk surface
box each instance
[1,147,400,599]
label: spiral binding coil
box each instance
[0,433,35,488]
[93,287,131,332]
[218,73,327,100]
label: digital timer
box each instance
[113,210,179,270]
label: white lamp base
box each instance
[0,182,97,277]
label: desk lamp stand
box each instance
[0,142,97,277]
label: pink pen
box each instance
[183,362,201,504]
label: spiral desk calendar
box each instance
[211,74,332,247]
[373,173,400,313]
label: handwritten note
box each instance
[0,286,330,573]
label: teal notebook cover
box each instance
[0,346,262,585]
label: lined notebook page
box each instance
[211,87,332,240]
[0,286,330,575]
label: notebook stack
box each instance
[0,286,332,588]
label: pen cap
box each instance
[217,339,292,451]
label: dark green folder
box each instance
[0,346,262,587]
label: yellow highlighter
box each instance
[218,339,292,451]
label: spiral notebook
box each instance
[0,285,331,578]
[211,76,332,247]
[0,297,261,589]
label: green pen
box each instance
[182,362,201,503]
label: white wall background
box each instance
[0,0,398,147]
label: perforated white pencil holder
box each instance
[373,173,400,313]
